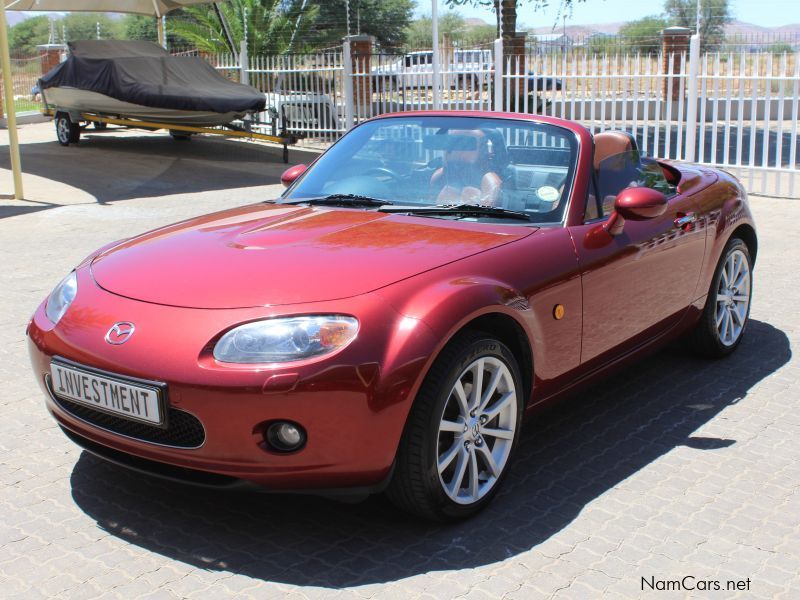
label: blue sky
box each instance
[417,0,800,29]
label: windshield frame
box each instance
[280,113,582,228]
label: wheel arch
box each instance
[730,223,758,266]
[455,312,533,405]
[377,274,555,417]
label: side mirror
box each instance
[615,187,667,219]
[281,164,307,188]
[604,187,667,235]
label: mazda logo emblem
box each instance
[105,322,136,345]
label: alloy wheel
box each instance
[436,356,517,505]
[57,117,71,144]
[715,248,751,346]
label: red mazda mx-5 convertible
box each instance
[28,112,757,520]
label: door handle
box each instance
[674,213,697,228]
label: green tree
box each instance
[8,13,124,54]
[405,12,467,49]
[122,13,191,48]
[664,0,731,51]
[463,24,498,47]
[121,15,158,42]
[619,15,669,54]
[307,0,414,50]
[169,0,319,55]
[61,13,123,41]
[446,1,588,61]
[8,15,51,55]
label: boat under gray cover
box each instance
[40,40,266,125]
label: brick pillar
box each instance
[38,44,68,76]
[661,27,691,101]
[503,32,528,105]
[345,34,374,110]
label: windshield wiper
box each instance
[379,203,532,222]
[283,194,392,207]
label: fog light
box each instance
[266,421,306,452]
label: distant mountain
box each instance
[527,20,800,38]
[529,23,624,36]
[725,20,800,36]
[464,18,491,28]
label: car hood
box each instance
[90,203,533,309]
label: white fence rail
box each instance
[502,40,800,196]
[206,39,800,196]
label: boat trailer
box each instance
[42,107,297,163]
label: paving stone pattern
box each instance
[0,124,798,599]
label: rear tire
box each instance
[387,331,524,521]
[55,113,80,146]
[170,130,192,141]
[686,237,753,358]
[92,121,108,130]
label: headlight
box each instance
[213,315,359,364]
[45,272,77,325]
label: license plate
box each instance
[50,360,165,427]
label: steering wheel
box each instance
[364,167,403,184]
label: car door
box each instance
[568,153,706,366]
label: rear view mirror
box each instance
[423,134,479,152]
[604,187,667,235]
[281,164,307,188]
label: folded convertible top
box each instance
[40,40,266,114]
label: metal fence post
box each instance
[239,40,249,86]
[684,34,700,162]
[431,0,441,110]
[343,40,355,130]
[493,38,503,111]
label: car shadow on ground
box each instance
[69,319,790,587]
[0,130,316,214]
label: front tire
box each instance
[387,331,524,521]
[687,237,753,357]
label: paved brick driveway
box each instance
[1,123,798,599]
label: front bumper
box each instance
[28,272,437,491]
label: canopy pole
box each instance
[0,2,23,200]
[151,0,166,48]
[157,17,165,48]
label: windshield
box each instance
[282,116,578,224]
[454,51,491,63]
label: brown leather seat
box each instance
[593,131,636,170]
[593,131,640,216]
[430,130,502,206]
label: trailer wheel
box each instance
[93,121,108,130]
[55,113,80,146]
[169,130,192,141]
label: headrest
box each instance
[594,131,637,170]
[445,129,485,166]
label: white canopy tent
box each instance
[1,0,226,200]
[4,1,212,14]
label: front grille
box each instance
[53,395,205,448]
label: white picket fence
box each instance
[208,38,800,197]
[503,40,800,197]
